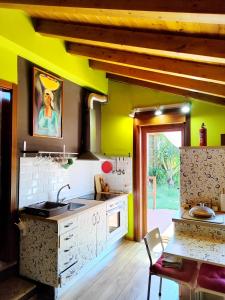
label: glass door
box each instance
[147,130,182,234]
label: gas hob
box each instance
[78,193,121,201]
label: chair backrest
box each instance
[144,228,164,267]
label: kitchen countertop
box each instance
[20,194,126,224]
[164,232,225,267]
[172,209,225,228]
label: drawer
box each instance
[59,216,78,235]
[60,261,79,286]
[59,245,78,273]
[59,230,78,250]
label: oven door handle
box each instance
[107,207,122,216]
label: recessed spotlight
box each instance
[181,103,191,114]
[129,111,135,118]
[155,108,163,116]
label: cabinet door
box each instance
[58,229,78,273]
[77,209,96,271]
[120,196,128,235]
[96,204,107,256]
[123,197,128,235]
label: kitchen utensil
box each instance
[94,175,103,193]
[103,183,110,192]
[100,177,105,191]
[189,203,215,218]
[101,161,113,173]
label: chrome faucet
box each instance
[57,184,71,203]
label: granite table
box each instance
[164,232,225,267]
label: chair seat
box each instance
[198,263,225,294]
[150,255,197,283]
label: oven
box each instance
[106,199,126,240]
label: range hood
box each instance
[79,92,108,160]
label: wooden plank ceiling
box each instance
[1,0,225,105]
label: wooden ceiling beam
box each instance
[90,60,225,98]
[107,74,225,106]
[68,43,225,84]
[36,20,225,64]
[0,0,224,14]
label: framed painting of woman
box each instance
[33,67,63,138]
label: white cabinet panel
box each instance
[59,216,78,235]
[60,261,79,287]
[58,244,78,273]
[121,196,128,235]
[96,205,107,256]
[77,209,96,272]
[59,230,77,250]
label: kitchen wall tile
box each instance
[19,158,101,208]
[102,157,132,193]
[19,157,132,208]
[180,147,225,208]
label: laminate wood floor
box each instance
[61,240,179,300]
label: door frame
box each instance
[133,110,190,241]
[141,124,185,238]
[0,79,18,261]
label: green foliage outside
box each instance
[148,134,180,210]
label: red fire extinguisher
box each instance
[200,123,207,146]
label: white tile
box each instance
[19,157,132,208]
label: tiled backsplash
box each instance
[180,147,225,208]
[19,157,132,208]
[19,158,101,208]
[102,157,132,193]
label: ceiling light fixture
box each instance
[128,102,191,118]
[128,111,135,118]
[181,103,191,114]
[154,107,163,116]
[129,109,136,118]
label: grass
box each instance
[148,184,180,210]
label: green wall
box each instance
[102,80,225,239]
[191,100,225,146]
[0,44,17,83]
[0,8,107,93]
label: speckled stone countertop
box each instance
[172,209,225,228]
[164,232,225,267]
[20,194,126,223]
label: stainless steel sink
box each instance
[24,201,69,217]
[68,203,86,210]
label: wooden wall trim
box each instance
[9,83,18,261]
[0,81,18,261]
[0,79,13,90]
[133,119,142,241]
[133,111,190,241]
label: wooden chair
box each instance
[144,228,198,300]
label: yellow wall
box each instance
[191,100,225,146]
[0,44,17,83]
[102,80,225,238]
[0,8,107,93]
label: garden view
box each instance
[147,132,181,211]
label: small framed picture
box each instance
[33,67,63,138]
